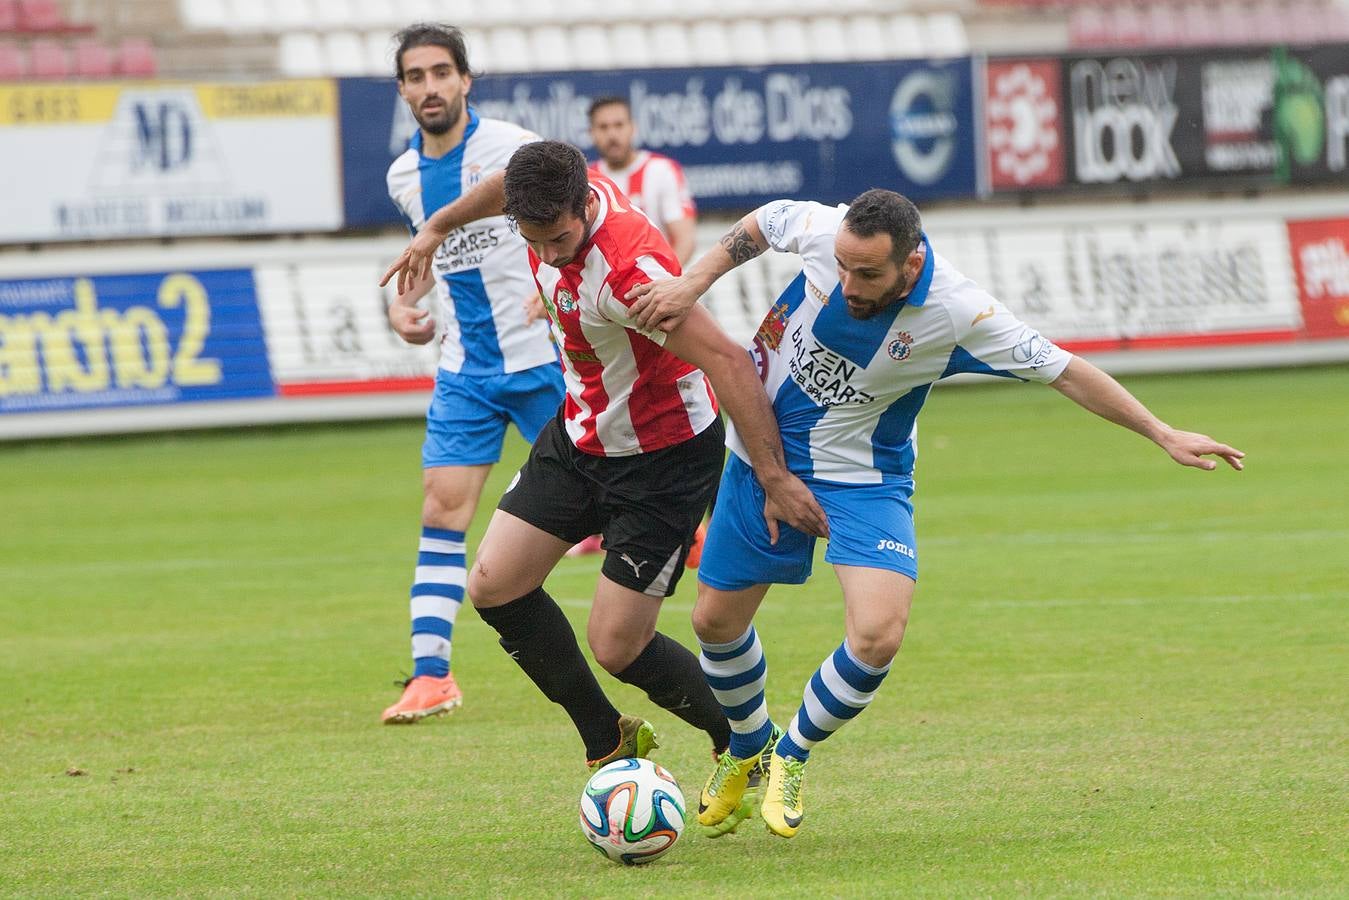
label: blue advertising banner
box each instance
[338,59,979,227]
[0,269,274,414]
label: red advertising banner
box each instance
[1287,218,1349,338]
[985,59,1066,190]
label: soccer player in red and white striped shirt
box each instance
[588,96,697,265]
[384,140,826,768]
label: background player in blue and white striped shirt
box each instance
[628,189,1245,837]
[379,24,564,724]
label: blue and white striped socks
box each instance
[777,640,890,761]
[697,626,773,759]
[409,526,466,679]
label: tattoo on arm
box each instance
[720,223,764,265]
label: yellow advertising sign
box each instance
[0,84,122,125]
[195,80,336,119]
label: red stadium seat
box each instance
[72,37,114,77]
[117,36,157,76]
[17,0,63,32]
[27,37,67,77]
[0,40,27,77]
[0,0,18,33]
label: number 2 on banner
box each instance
[158,273,222,386]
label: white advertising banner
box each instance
[0,81,343,242]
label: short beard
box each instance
[417,101,462,136]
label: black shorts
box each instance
[499,411,725,597]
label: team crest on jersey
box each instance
[466,163,483,187]
[556,288,578,314]
[888,331,914,361]
[749,301,790,382]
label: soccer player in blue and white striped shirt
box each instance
[627,189,1245,837]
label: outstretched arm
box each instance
[663,304,829,542]
[380,170,508,295]
[1050,356,1245,471]
[626,211,769,332]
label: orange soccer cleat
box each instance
[565,534,604,557]
[381,672,463,724]
[684,522,708,569]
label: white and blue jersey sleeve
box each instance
[728,199,1072,486]
[386,111,556,376]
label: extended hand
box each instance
[523,293,548,326]
[761,473,830,544]
[381,227,445,296]
[1159,428,1245,471]
[626,275,705,333]
[388,304,436,345]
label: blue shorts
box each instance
[698,454,918,590]
[422,363,565,468]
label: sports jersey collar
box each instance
[901,232,934,308]
[410,106,481,158]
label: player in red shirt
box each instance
[383,141,827,768]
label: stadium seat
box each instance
[569,24,615,69]
[807,16,850,62]
[272,0,317,30]
[349,0,397,29]
[922,11,969,56]
[117,36,158,77]
[607,23,652,70]
[27,37,66,77]
[528,25,573,70]
[1176,1,1223,46]
[1142,3,1183,48]
[886,14,926,58]
[0,41,26,77]
[647,22,693,68]
[687,20,732,65]
[0,0,17,33]
[394,0,439,22]
[461,27,491,72]
[17,0,63,33]
[322,30,366,75]
[179,0,229,30]
[312,0,355,28]
[726,20,770,65]
[766,18,811,63]
[485,27,533,72]
[1067,4,1110,48]
[278,31,323,76]
[843,15,888,60]
[225,0,269,33]
[72,37,114,77]
[365,29,394,76]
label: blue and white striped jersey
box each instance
[729,200,1073,485]
[386,109,556,375]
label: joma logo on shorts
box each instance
[876,539,915,558]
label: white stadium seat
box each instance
[607,23,652,70]
[322,30,366,75]
[647,22,693,68]
[886,14,925,59]
[180,0,229,30]
[726,20,770,66]
[570,24,615,69]
[529,25,574,71]
[462,27,492,73]
[486,27,534,72]
[224,0,268,32]
[808,16,850,62]
[272,0,317,30]
[312,0,355,28]
[394,0,437,22]
[365,30,395,76]
[766,18,811,63]
[688,20,733,65]
[923,12,968,57]
[278,31,324,77]
[843,14,888,60]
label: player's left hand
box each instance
[523,292,547,325]
[381,226,446,296]
[1158,428,1245,471]
[761,473,829,544]
[626,275,704,333]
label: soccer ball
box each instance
[579,758,685,865]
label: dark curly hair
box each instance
[842,189,923,261]
[393,23,476,81]
[504,141,590,226]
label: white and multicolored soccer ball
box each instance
[579,758,685,865]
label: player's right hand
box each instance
[523,293,548,325]
[389,304,437,345]
[761,473,829,544]
[381,226,445,296]
[626,275,704,333]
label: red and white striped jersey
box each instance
[589,151,696,240]
[528,175,718,457]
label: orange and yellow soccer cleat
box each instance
[381,672,463,724]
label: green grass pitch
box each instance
[1,366,1345,897]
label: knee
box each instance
[422,472,473,525]
[590,636,641,675]
[466,559,507,608]
[691,597,737,644]
[849,613,908,669]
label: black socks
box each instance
[615,632,732,754]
